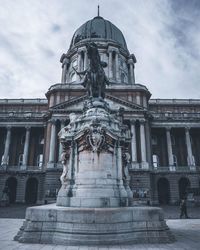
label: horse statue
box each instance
[74,42,109,99]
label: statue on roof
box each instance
[73,42,109,99]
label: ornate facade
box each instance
[0,15,199,205]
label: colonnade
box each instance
[165,127,195,169]
[1,126,31,167]
[47,119,65,168]
[130,119,149,169]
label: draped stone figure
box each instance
[74,42,109,99]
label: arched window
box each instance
[112,51,116,79]
[37,154,43,168]
[152,154,159,168]
[173,154,177,166]
[18,154,24,166]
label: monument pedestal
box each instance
[15,204,175,245]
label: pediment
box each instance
[51,94,146,113]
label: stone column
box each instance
[58,120,65,162]
[61,58,69,83]
[139,120,148,168]
[1,126,11,166]
[115,51,120,82]
[128,59,135,84]
[185,127,193,166]
[48,120,57,167]
[166,127,174,167]
[108,50,113,79]
[130,120,137,163]
[49,94,54,108]
[44,121,51,165]
[22,127,31,167]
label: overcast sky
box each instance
[0,0,199,99]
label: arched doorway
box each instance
[5,177,17,203]
[25,177,38,204]
[157,178,170,204]
[179,177,190,199]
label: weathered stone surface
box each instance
[15,204,175,245]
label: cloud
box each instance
[0,0,199,99]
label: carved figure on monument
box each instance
[123,152,131,180]
[122,152,133,205]
[60,149,70,184]
[74,42,109,98]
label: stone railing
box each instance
[152,165,199,172]
[2,165,44,171]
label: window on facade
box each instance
[152,154,159,168]
[173,154,177,166]
[37,154,43,168]
[81,51,84,70]
[151,135,158,145]
[18,154,24,166]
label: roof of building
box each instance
[70,16,128,50]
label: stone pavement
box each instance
[0,218,200,250]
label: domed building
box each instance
[0,15,199,206]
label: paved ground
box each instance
[0,218,200,249]
[0,204,200,219]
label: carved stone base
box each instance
[15,204,175,245]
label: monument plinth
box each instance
[15,43,174,245]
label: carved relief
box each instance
[87,127,105,152]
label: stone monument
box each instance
[15,42,174,245]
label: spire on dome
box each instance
[97,4,100,16]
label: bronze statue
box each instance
[74,42,109,99]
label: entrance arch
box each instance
[157,177,170,204]
[179,177,190,199]
[5,177,17,203]
[25,177,38,204]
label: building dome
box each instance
[70,16,128,50]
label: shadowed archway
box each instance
[5,177,17,204]
[25,177,38,204]
[157,177,170,205]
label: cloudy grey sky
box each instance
[0,0,199,99]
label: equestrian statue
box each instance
[73,42,109,99]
